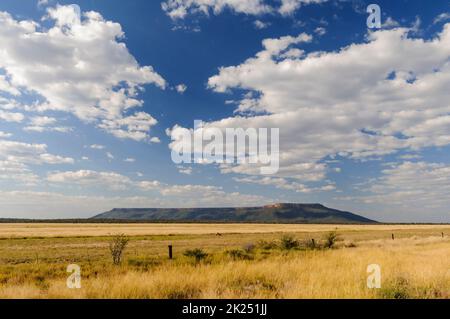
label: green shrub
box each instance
[227,249,253,261]
[280,235,299,250]
[183,248,208,263]
[243,243,256,253]
[323,231,338,249]
[109,234,129,265]
[257,240,277,250]
[305,238,318,250]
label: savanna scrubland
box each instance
[0,223,448,299]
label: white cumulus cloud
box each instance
[169,24,450,190]
[0,5,166,142]
[161,0,328,19]
[0,139,73,185]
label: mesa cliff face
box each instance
[92,203,377,224]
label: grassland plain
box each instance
[0,224,449,299]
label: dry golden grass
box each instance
[0,224,449,299]
[0,223,449,238]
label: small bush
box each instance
[305,238,318,250]
[379,277,411,299]
[323,231,338,249]
[183,248,208,263]
[243,243,256,253]
[257,240,277,250]
[380,277,448,299]
[155,280,203,299]
[109,234,129,265]
[280,235,300,250]
[227,249,253,261]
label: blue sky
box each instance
[0,0,450,222]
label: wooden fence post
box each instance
[168,245,173,259]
